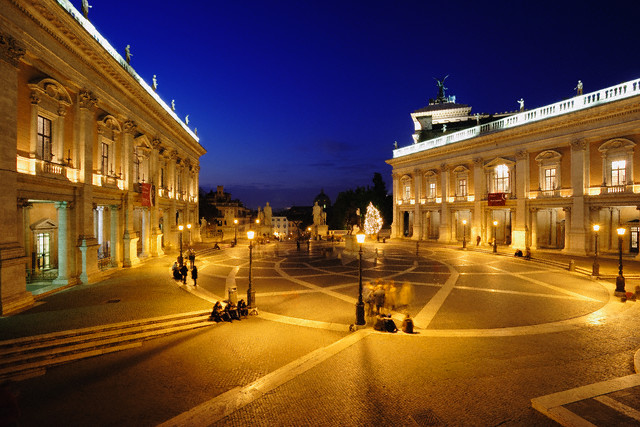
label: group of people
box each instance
[363,280,414,317]
[208,300,248,323]
[172,258,198,286]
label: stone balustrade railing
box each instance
[393,77,640,158]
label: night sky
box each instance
[83,0,640,209]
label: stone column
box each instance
[513,150,529,249]
[562,207,571,252]
[109,205,121,267]
[530,208,538,249]
[568,139,588,254]
[472,158,484,242]
[636,207,640,260]
[391,173,400,238]
[141,208,150,257]
[20,201,32,271]
[122,121,139,266]
[0,33,33,314]
[76,90,100,284]
[412,169,422,240]
[53,202,69,285]
[438,165,451,242]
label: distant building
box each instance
[0,0,205,314]
[272,217,289,237]
[388,77,640,257]
[201,186,249,226]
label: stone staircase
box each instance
[0,310,212,382]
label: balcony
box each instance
[528,188,573,199]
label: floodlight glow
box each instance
[593,224,600,232]
[178,225,183,231]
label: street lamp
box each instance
[233,219,238,245]
[462,219,467,249]
[178,224,184,266]
[592,224,600,276]
[187,223,192,246]
[355,232,366,325]
[493,220,498,253]
[247,230,256,308]
[615,227,626,297]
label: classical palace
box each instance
[387,78,640,258]
[0,0,206,314]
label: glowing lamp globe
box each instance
[356,233,365,244]
[247,230,255,240]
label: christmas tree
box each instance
[364,202,383,236]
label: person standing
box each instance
[188,249,196,269]
[191,264,198,287]
[180,263,188,284]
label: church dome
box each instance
[313,189,331,210]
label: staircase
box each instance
[0,310,212,382]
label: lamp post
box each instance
[247,230,256,308]
[355,233,366,325]
[592,224,600,276]
[233,219,238,245]
[462,219,467,249]
[178,224,184,266]
[493,220,498,253]
[187,223,192,246]
[615,227,626,297]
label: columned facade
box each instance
[388,77,640,258]
[0,0,206,314]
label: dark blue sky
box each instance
[84,0,640,209]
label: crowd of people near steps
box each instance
[363,280,416,334]
[171,248,198,286]
[208,299,249,323]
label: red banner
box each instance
[487,192,507,206]
[141,183,152,207]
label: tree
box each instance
[364,202,383,236]
[328,173,392,230]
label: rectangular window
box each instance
[160,168,165,187]
[404,184,411,200]
[101,141,109,175]
[37,115,52,161]
[457,178,467,196]
[428,182,436,198]
[611,160,626,186]
[36,232,50,270]
[543,167,556,191]
[494,165,509,193]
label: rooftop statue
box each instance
[152,75,158,91]
[517,98,524,111]
[81,0,92,19]
[171,100,175,111]
[574,80,583,95]
[185,115,189,125]
[125,45,132,64]
[434,75,449,102]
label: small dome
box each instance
[313,189,331,210]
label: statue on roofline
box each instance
[81,0,92,19]
[125,45,132,64]
[434,75,449,102]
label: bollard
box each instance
[568,259,575,271]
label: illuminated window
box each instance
[36,232,51,270]
[101,141,109,175]
[37,115,52,161]
[428,182,436,198]
[494,164,510,193]
[543,167,556,191]
[404,184,411,200]
[611,160,626,186]
[457,178,468,196]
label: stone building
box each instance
[387,78,640,257]
[0,0,206,314]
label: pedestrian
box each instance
[180,263,188,284]
[476,235,481,246]
[373,285,385,315]
[387,282,397,311]
[188,249,195,269]
[191,264,198,287]
[398,281,414,308]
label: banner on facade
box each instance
[487,192,507,206]
[141,183,153,207]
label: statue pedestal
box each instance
[344,235,359,255]
[316,225,328,238]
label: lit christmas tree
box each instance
[364,202,383,236]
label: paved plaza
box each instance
[4,240,640,426]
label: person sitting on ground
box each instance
[208,301,223,322]
[238,299,249,317]
[514,249,523,257]
[221,303,233,322]
[227,301,241,321]
[402,314,414,334]
[373,314,385,331]
[214,243,220,250]
[384,314,398,333]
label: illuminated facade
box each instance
[0,0,206,314]
[387,78,640,258]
